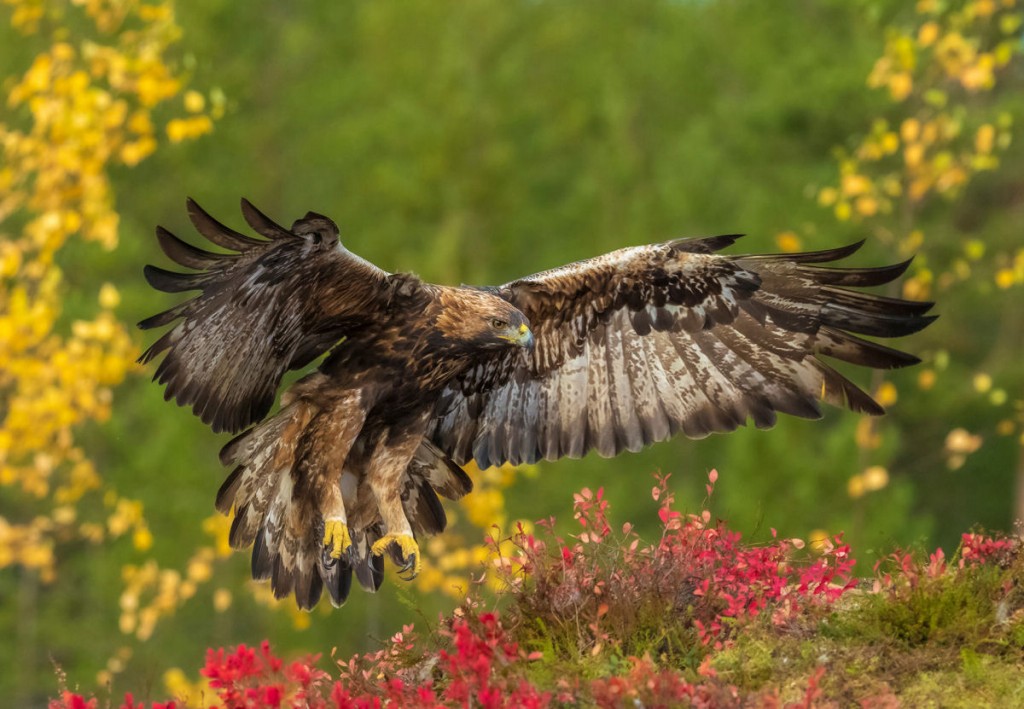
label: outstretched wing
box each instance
[139,199,390,433]
[429,236,934,468]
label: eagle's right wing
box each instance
[430,237,934,468]
[139,199,390,433]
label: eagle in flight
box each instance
[140,199,934,610]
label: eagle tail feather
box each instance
[318,552,354,607]
[216,402,343,610]
[251,523,272,580]
[351,526,386,593]
[249,465,334,610]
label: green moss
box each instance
[831,565,1014,648]
[708,637,777,687]
[900,661,1024,708]
[1011,622,1024,649]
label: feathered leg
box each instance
[218,373,369,609]
[365,423,429,579]
[293,406,363,559]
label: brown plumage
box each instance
[140,199,934,609]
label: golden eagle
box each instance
[140,199,934,609]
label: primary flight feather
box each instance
[140,199,934,609]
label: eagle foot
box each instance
[371,533,421,579]
[323,520,352,559]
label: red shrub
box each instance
[960,532,1017,568]
[494,471,859,652]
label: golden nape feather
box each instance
[140,200,934,609]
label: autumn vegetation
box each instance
[2,0,1024,705]
[51,473,1024,706]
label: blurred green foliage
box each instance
[2,0,1023,703]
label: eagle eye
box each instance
[490,318,509,330]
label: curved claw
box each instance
[371,533,422,578]
[323,520,352,559]
[397,556,418,582]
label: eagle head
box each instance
[436,288,534,353]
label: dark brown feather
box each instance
[142,265,212,293]
[187,198,264,250]
[155,225,228,270]
[241,198,296,240]
[318,550,354,607]
[796,259,913,287]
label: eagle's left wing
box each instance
[429,236,934,468]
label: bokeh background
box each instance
[2,0,1023,704]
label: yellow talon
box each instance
[371,533,422,577]
[323,520,352,559]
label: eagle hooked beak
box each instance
[515,323,535,349]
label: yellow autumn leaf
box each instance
[918,21,940,47]
[132,527,153,552]
[847,475,866,499]
[775,231,802,252]
[973,372,992,393]
[184,89,206,113]
[880,131,900,154]
[98,283,120,309]
[841,173,872,197]
[888,72,913,101]
[904,142,925,167]
[213,588,233,612]
[900,118,920,142]
[918,369,936,390]
[995,268,1016,288]
[975,123,995,153]
[808,529,831,552]
[855,195,879,216]
[817,186,838,206]
[861,465,890,492]
[875,381,898,407]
